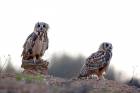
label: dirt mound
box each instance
[0,73,140,93]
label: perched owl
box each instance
[21,22,49,63]
[78,42,113,80]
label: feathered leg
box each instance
[33,57,36,64]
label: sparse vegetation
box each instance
[16,73,45,83]
[0,55,17,74]
[0,54,140,93]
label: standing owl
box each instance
[21,22,49,63]
[78,42,113,80]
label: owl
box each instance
[78,42,113,80]
[21,22,49,63]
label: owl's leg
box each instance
[99,75,105,80]
[33,57,36,64]
[94,70,102,88]
[104,65,109,75]
[99,74,105,80]
[97,69,106,88]
[95,72,105,89]
[96,71,104,80]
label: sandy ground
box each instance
[0,73,140,93]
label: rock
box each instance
[21,59,49,75]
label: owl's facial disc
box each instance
[99,42,112,51]
[104,42,112,51]
[34,22,49,33]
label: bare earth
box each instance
[0,73,140,93]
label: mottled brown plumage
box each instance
[78,42,113,80]
[21,22,49,63]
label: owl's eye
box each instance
[37,24,40,28]
[43,24,46,28]
[106,44,109,47]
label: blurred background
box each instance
[0,0,140,87]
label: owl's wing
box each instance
[85,51,108,69]
[22,32,38,57]
[23,32,38,48]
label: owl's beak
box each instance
[40,27,43,31]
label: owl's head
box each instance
[34,22,49,34]
[99,42,112,51]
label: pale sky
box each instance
[0,0,140,79]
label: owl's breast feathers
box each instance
[86,50,112,69]
[22,31,48,57]
[43,31,49,50]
